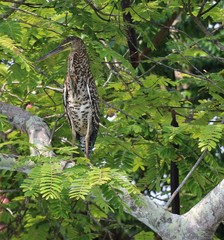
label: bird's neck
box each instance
[68,50,90,76]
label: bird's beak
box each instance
[37,42,70,61]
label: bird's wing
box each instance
[86,83,93,109]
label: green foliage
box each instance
[0,0,224,238]
[193,125,224,152]
[0,35,31,71]
[17,160,139,239]
[134,230,154,240]
[21,162,137,203]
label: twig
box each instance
[0,189,20,193]
[37,85,63,93]
[199,0,221,16]
[49,113,66,144]
[165,149,208,209]
[102,99,134,119]
[197,0,208,17]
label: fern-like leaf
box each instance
[0,35,31,71]
[21,166,41,198]
[69,174,91,200]
[88,167,111,185]
[40,163,63,200]
[192,125,223,151]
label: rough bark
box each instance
[121,181,224,239]
[0,101,55,157]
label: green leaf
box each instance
[134,230,154,240]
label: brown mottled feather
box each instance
[63,37,100,157]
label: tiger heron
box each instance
[39,36,100,158]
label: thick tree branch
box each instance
[184,180,224,233]
[122,0,139,68]
[121,181,224,239]
[140,9,182,60]
[0,101,55,157]
[121,189,178,235]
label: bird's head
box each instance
[37,36,84,61]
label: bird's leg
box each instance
[85,118,91,159]
[71,124,76,159]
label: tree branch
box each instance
[188,3,224,52]
[165,149,208,209]
[198,0,221,17]
[0,101,55,157]
[182,180,224,239]
[121,181,224,239]
[122,0,139,68]
[0,154,35,174]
